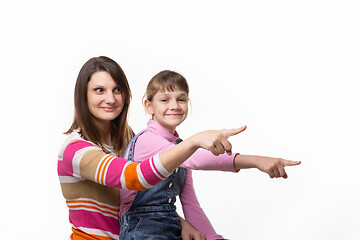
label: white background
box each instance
[1,1,359,239]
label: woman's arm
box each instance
[133,131,241,172]
[157,127,246,173]
[58,139,167,190]
[58,127,245,190]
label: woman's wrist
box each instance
[158,138,198,172]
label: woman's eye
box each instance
[113,88,121,93]
[94,88,103,93]
[178,98,187,102]
[160,99,168,102]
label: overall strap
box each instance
[122,130,150,162]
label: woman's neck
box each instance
[95,120,113,146]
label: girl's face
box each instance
[145,89,188,134]
[87,71,124,128]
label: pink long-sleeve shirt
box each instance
[119,120,239,239]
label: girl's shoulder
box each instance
[133,129,175,155]
[136,129,167,142]
[129,129,174,163]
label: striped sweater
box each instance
[58,130,171,240]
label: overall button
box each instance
[168,183,173,188]
[175,168,179,173]
[168,198,172,203]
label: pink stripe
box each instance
[139,157,163,186]
[69,209,119,236]
[104,156,128,188]
[58,140,94,176]
[151,156,166,179]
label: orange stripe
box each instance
[71,228,115,240]
[97,155,112,184]
[100,156,113,184]
[124,163,147,191]
[96,155,111,183]
[66,199,118,212]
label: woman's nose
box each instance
[105,92,116,103]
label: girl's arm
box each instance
[181,150,238,172]
[58,127,245,190]
[179,216,206,240]
[180,170,224,239]
[233,154,301,178]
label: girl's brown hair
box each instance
[65,56,132,156]
[144,70,189,102]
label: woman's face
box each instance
[87,71,124,127]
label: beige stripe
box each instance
[60,180,120,206]
[79,149,107,181]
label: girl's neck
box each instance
[152,119,176,135]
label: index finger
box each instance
[223,125,247,138]
[283,160,301,167]
[221,138,233,156]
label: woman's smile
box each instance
[101,106,118,112]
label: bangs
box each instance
[157,73,189,94]
[145,70,189,101]
[157,81,186,93]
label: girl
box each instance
[119,70,301,239]
[58,56,246,240]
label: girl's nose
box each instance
[169,100,180,109]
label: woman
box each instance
[58,56,245,240]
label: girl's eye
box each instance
[178,98,187,102]
[94,88,103,93]
[160,99,168,102]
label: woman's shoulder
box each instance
[63,130,86,144]
[58,130,98,159]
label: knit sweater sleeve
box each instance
[58,138,171,190]
[134,131,238,172]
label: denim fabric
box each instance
[120,211,182,240]
[120,131,186,240]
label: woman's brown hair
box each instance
[65,56,132,156]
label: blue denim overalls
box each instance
[120,131,187,240]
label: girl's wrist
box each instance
[233,153,241,170]
[234,154,258,170]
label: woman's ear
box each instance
[144,99,154,115]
